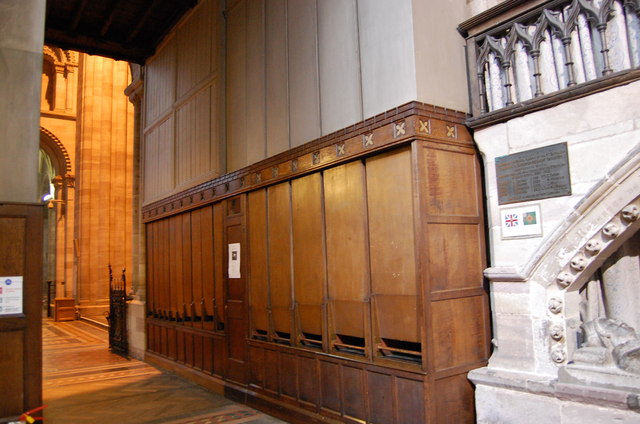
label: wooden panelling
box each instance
[145,114,490,423]
[426,223,483,293]
[182,213,193,322]
[366,148,416,296]
[298,355,318,406]
[396,377,426,424]
[324,161,369,355]
[431,296,488,372]
[320,360,341,413]
[0,331,24,414]
[280,352,298,398]
[0,206,43,418]
[434,374,476,424]
[176,0,213,98]
[267,183,293,341]
[423,147,480,217]
[342,366,366,421]
[213,203,225,328]
[367,372,393,424]
[291,173,326,347]
[247,190,269,336]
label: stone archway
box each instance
[39,127,75,299]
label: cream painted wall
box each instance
[0,0,45,203]
[412,0,469,112]
[226,0,420,172]
[142,0,224,204]
[143,0,472,202]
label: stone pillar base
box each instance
[127,300,146,360]
[469,367,640,423]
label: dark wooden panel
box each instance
[396,377,426,424]
[264,349,280,393]
[291,173,326,341]
[0,217,24,274]
[176,328,186,362]
[423,147,480,217]
[194,333,204,370]
[434,374,476,424]
[249,345,265,387]
[367,371,393,424]
[298,356,319,406]
[267,183,293,339]
[161,218,171,317]
[191,208,204,327]
[342,365,366,421]
[213,335,225,377]
[280,352,298,398]
[427,224,483,292]
[168,326,177,360]
[320,360,341,413]
[160,325,168,356]
[200,206,215,330]
[146,223,155,316]
[203,335,214,373]
[185,332,195,366]
[431,296,488,371]
[182,213,193,323]
[247,190,269,335]
[226,204,248,384]
[171,215,183,320]
[0,330,24,415]
[213,203,225,328]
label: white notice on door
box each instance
[0,276,23,315]
[228,243,241,279]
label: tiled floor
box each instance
[42,319,286,424]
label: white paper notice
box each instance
[0,276,23,315]
[228,243,241,279]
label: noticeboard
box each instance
[496,142,571,205]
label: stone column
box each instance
[75,55,134,319]
[0,0,45,202]
[0,0,45,416]
[124,63,146,358]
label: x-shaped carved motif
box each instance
[312,151,320,165]
[419,119,430,134]
[394,121,406,138]
[363,133,374,147]
[446,125,456,138]
[336,143,345,156]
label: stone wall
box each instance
[470,79,640,422]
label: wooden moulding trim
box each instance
[142,101,472,223]
[247,338,428,378]
[146,317,226,337]
[468,68,640,130]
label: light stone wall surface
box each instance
[472,80,640,422]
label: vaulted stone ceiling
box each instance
[45,0,198,63]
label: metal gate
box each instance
[107,265,128,357]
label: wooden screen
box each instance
[145,136,490,423]
[0,205,42,418]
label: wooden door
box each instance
[224,196,248,384]
[0,204,42,419]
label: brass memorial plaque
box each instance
[496,142,571,205]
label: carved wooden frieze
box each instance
[142,101,471,223]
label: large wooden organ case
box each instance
[143,102,491,423]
